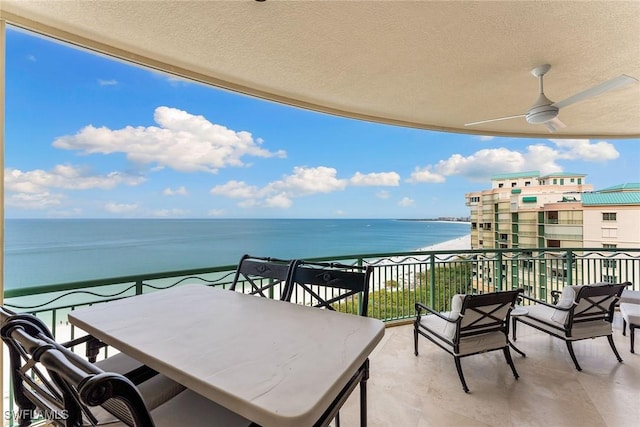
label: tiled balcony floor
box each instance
[339,313,639,427]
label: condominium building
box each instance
[466,172,640,250]
[465,173,640,293]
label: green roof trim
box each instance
[522,196,537,203]
[582,192,640,206]
[491,171,539,180]
[511,188,522,194]
[598,183,640,192]
[540,172,587,178]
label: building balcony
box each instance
[3,246,640,426]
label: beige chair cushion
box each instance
[442,294,465,339]
[550,285,578,324]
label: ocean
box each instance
[3,218,470,290]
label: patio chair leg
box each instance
[630,325,636,354]
[566,341,582,371]
[622,319,627,336]
[503,347,519,380]
[512,317,518,342]
[414,323,419,356]
[607,335,623,362]
[454,356,469,393]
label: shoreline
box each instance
[415,234,471,252]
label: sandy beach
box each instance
[416,234,471,252]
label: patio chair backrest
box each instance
[285,260,372,316]
[569,282,629,327]
[229,254,295,300]
[1,317,154,427]
[455,289,522,341]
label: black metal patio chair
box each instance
[229,254,296,300]
[512,282,629,371]
[414,289,523,393]
[285,260,373,427]
[1,315,254,427]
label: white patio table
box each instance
[68,284,385,427]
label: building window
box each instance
[603,275,617,283]
[511,182,517,187]
[498,183,504,188]
[602,212,617,221]
[547,239,561,248]
[560,178,564,185]
[525,181,531,186]
[603,244,617,249]
[547,211,558,224]
[603,259,617,269]
[553,178,557,184]
[577,178,582,184]
[570,178,575,183]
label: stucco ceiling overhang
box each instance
[1,0,639,139]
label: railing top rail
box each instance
[4,247,638,299]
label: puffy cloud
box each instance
[349,171,400,186]
[104,202,139,214]
[268,166,347,195]
[208,209,226,217]
[5,165,145,193]
[398,197,415,207]
[410,139,619,183]
[210,180,262,199]
[549,139,619,162]
[210,166,348,209]
[163,186,188,196]
[407,167,446,183]
[52,106,286,173]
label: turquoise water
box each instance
[3,218,470,289]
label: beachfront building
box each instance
[466,173,640,293]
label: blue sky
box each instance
[5,26,640,219]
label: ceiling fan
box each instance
[465,64,638,132]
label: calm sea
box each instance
[3,218,469,290]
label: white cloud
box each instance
[407,167,446,183]
[268,166,347,195]
[349,171,400,186]
[376,190,390,199]
[398,197,415,207]
[410,139,619,183]
[98,79,118,86]
[211,166,348,209]
[5,165,145,193]
[53,106,286,173]
[5,192,64,209]
[27,54,36,62]
[549,139,619,162]
[104,202,139,214]
[163,186,188,196]
[210,180,262,199]
[208,209,226,217]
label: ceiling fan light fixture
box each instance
[526,104,559,124]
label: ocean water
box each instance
[3,218,470,290]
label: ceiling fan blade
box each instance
[552,74,638,110]
[464,114,526,126]
[544,117,566,132]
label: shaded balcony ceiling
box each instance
[1,0,639,139]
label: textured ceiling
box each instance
[2,0,639,138]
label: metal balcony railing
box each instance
[2,247,639,426]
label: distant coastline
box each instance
[397,218,471,223]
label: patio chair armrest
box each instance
[415,302,457,322]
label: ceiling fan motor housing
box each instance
[525,92,558,124]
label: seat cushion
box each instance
[442,294,465,339]
[620,303,640,326]
[521,304,611,340]
[621,289,640,305]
